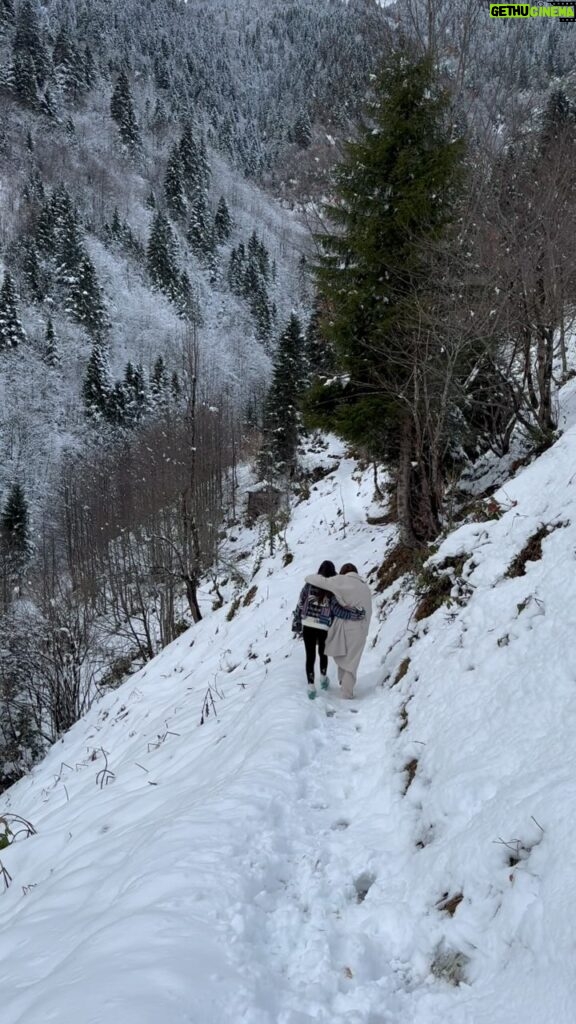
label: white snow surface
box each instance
[3,418,576,1022]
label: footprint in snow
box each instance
[331,819,350,831]
[353,871,377,903]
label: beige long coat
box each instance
[305,572,372,676]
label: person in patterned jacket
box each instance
[292,560,366,700]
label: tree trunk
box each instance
[396,419,418,549]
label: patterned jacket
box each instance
[292,583,366,634]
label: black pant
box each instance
[302,626,328,684]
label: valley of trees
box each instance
[0,0,575,788]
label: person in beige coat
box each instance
[304,563,372,699]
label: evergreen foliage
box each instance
[123,361,147,424]
[304,305,335,382]
[21,239,44,302]
[65,253,108,337]
[150,355,169,407]
[146,210,181,303]
[44,318,60,367]
[259,313,305,479]
[312,47,465,541]
[164,145,187,220]
[293,109,312,149]
[228,232,274,339]
[52,25,85,103]
[110,71,141,152]
[11,49,38,105]
[82,342,112,420]
[214,196,232,243]
[0,272,26,350]
[1,482,30,555]
[13,0,49,85]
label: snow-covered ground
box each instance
[3,407,576,1022]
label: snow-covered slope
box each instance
[3,409,576,1023]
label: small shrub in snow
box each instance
[414,554,472,622]
[242,585,258,607]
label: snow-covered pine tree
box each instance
[227,244,246,294]
[1,482,31,556]
[304,304,335,381]
[214,196,232,243]
[110,71,141,152]
[0,272,27,350]
[0,0,15,34]
[146,210,181,302]
[123,362,147,424]
[164,145,187,220]
[13,0,50,85]
[82,342,112,420]
[52,25,85,103]
[177,270,201,324]
[150,355,169,407]
[44,318,60,368]
[179,124,214,262]
[259,313,305,478]
[21,239,44,302]
[11,50,38,107]
[66,254,107,338]
[293,109,312,149]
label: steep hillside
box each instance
[2,400,576,1022]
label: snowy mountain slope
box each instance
[3,415,576,1022]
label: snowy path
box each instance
[221,676,415,1024]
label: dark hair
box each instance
[318,560,336,578]
[340,563,358,575]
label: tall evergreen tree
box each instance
[44,318,60,367]
[1,483,30,557]
[304,304,335,381]
[11,50,38,106]
[259,313,305,478]
[293,109,312,149]
[82,342,112,420]
[0,272,27,350]
[13,0,49,84]
[164,145,187,219]
[214,196,232,243]
[177,270,201,324]
[123,361,147,423]
[110,71,141,152]
[146,210,181,302]
[52,25,84,102]
[312,47,465,544]
[65,253,107,337]
[21,239,44,302]
[0,0,15,34]
[150,355,169,406]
